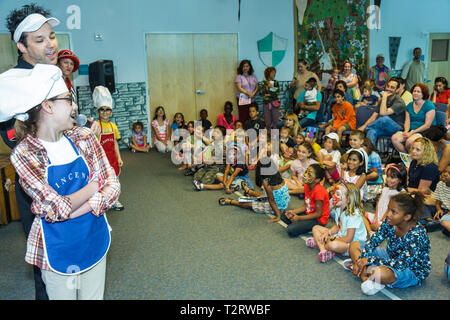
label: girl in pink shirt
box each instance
[217,101,237,130]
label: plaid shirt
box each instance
[10,127,121,270]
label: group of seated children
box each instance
[160,104,448,295]
[129,98,447,295]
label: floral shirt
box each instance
[11,127,121,270]
[360,221,431,283]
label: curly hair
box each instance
[237,60,254,75]
[410,83,430,100]
[6,3,51,45]
[413,137,438,166]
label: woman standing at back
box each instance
[235,59,258,124]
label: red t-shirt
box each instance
[304,183,330,225]
[431,89,450,104]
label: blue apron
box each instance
[41,135,111,275]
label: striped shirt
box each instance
[433,181,450,211]
[10,127,121,270]
[151,118,170,142]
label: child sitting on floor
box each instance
[433,165,450,237]
[281,164,330,237]
[362,138,383,202]
[285,142,318,195]
[318,132,341,184]
[278,147,296,180]
[171,112,186,146]
[348,192,431,296]
[365,164,407,232]
[307,182,367,263]
[130,121,151,153]
[218,156,290,222]
[193,144,254,193]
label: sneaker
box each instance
[229,183,241,192]
[113,200,124,211]
[318,250,335,263]
[192,180,202,191]
[131,149,136,153]
[361,280,385,296]
[305,237,317,249]
[342,258,353,271]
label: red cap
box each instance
[57,50,80,73]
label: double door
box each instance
[146,33,238,127]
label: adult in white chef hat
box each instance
[0,64,120,300]
[6,4,60,66]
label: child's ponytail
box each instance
[391,191,425,222]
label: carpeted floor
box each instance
[0,150,449,300]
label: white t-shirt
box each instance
[332,207,367,242]
[376,187,403,223]
[319,149,341,164]
[39,136,78,165]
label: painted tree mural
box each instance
[297,0,369,81]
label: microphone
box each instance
[75,114,93,128]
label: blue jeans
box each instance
[298,117,316,128]
[368,247,420,289]
[366,116,402,146]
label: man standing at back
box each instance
[2,3,60,300]
[401,47,426,91]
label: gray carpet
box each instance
[0,150,449,300]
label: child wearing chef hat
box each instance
[0,64,120,300]
[93,85,124,211]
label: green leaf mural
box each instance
[297,0,369,81]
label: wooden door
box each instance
[146,33,237,127]
[192,34,238,126]
[146,34,197,123]
[427,33,450,92]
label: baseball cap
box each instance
[13,13,60,43]
[324,132,339,143]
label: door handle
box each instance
[196,90,205,95]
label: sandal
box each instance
[342,258,353,271]
[318,250,335,263]
[305,237,318,249]
[218,198,232,206]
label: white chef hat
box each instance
[93,86,113,109]
[0,64,67,122]
[13,13,60,43]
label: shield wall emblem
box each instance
[257,32,287,67]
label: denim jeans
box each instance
[368,247,420,289]
[366,116,402,146]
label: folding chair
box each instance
[436,110,447,126]
[435,103,448,113]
